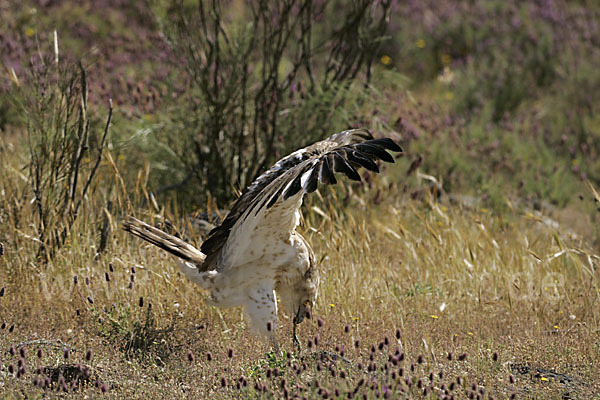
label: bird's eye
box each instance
[303,300,310,306]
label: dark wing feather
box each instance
[345,149,380,172]
[199,128,402,270]
[319,156,337,185]
[332,151,361,181]
[303,161,321,193]
[368,138,403,152]
[355,143,395,163]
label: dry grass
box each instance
[1,141,599,399]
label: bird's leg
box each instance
[293,320,302,352]
[293,305,303,352]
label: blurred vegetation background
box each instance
[2,0,599,262]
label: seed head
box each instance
[187,351,194,363]
[37,348,43,358]
[139,297,144,307]
[458,353,467,361]
[19,347,25,358]
[0,286,4,297]
[86,349,93,361]
[105,272,110,282]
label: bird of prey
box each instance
[123,129,402,351]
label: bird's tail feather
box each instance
[123,217,206,265]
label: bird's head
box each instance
[292,268,319,326]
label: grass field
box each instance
[1,1,600,399]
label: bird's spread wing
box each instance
[199,129,402,271]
